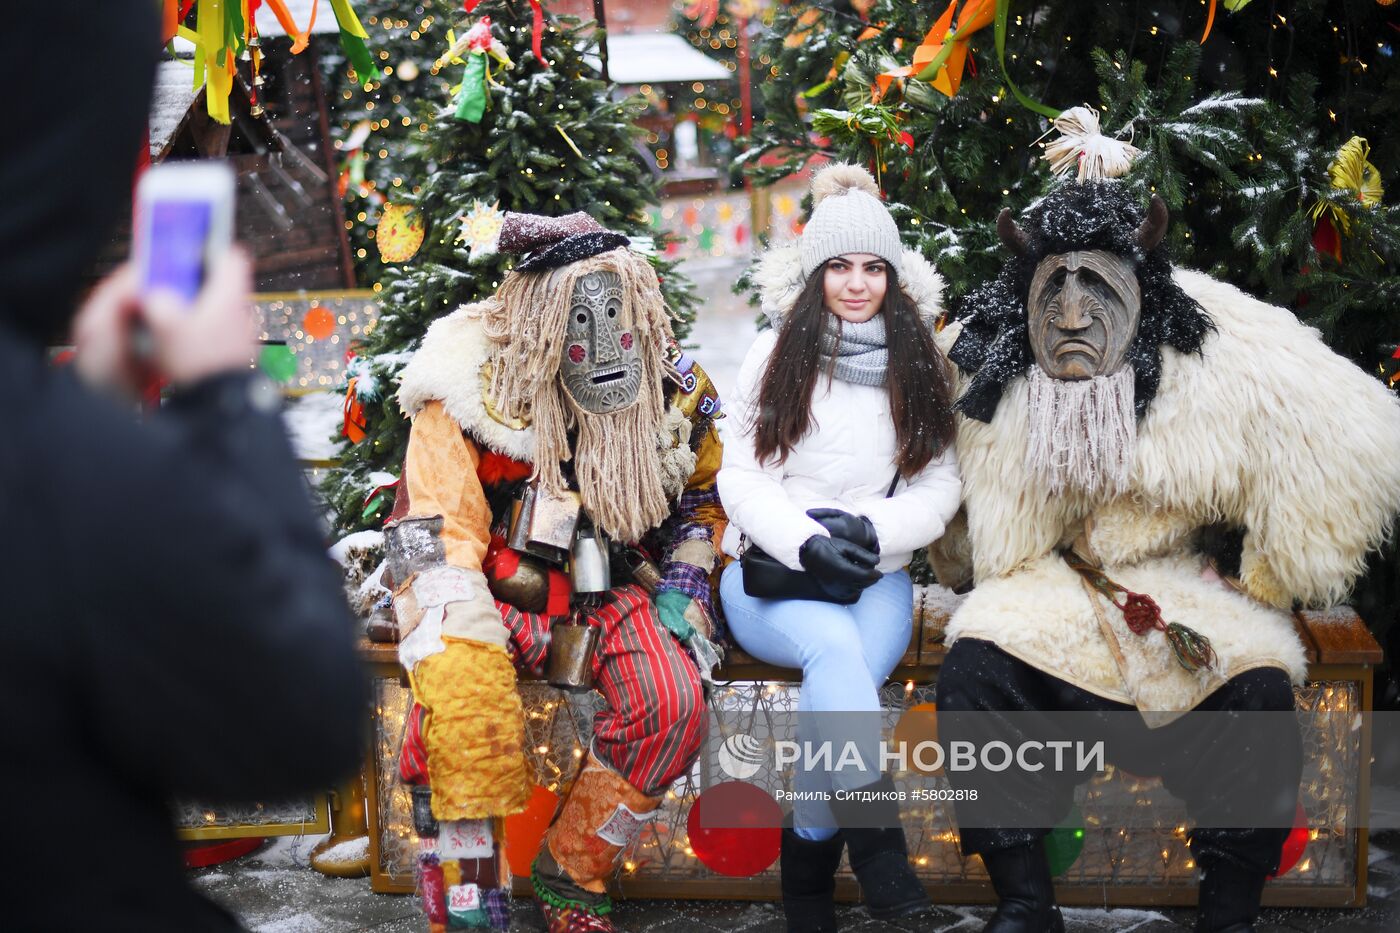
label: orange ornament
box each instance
[303,304,336,341]
[892,702,942,776]
[504,784,559,877]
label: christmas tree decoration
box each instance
[875,0,995,102]
[302,304,337,341]
[503,784,560,878]
[1268,801,1310,878]
[258,342,299,383]
[437,16,514,124]
[456,200,505,260]
[892,702,941,775]
[1042,106,1143,181]
[1045,803,1085,877]
[1311,136,1385,261]
[376,203,426,262]
[686,782,781,877]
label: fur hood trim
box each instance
[395,301,537,462]
[948,268,1400,607]
[753,243,945,330]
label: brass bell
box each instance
[546,618,600,692]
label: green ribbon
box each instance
[454,53,489,123]
[994,0,1060,119]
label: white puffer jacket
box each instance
[717,245,962,573]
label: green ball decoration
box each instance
[258,344,299,384]
[1045,803,1085,877]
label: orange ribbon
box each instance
[875,0,995,101]
[262,0,317,54]
[1201,0,1217,45]
[343,377,368,443]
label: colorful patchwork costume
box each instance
[385,212,725,932]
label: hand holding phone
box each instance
[73,250,256,393]
[133,162,235,305]
[74,162,252,393]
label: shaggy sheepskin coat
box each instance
[718,245,962,574]
[934,269,1400,712]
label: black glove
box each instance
[806,508,880,555]
[798,534,881,600]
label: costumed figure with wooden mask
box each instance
[928,182,1400,933]
[384,211,726,932]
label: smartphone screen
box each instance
[142,199,214,303]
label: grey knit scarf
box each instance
[818,314,888,387]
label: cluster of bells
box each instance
[239,34,267,118]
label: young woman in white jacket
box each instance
[717,164,961,932]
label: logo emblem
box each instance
[717,732,767,780]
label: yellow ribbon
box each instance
[875,0,995,101]
[1311,136,1384,238]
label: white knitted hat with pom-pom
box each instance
[799,163,902,278]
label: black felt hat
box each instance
[498,211,630,272]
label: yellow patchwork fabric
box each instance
[411,638,531,820]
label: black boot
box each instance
[780,827,844,933]
[980,844,1064,932]
[1195,858,1266,933]
[834,776,932,920]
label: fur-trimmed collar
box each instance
[396,301,536,462]
[752,243,945,330]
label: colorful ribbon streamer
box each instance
[168,1,374,124]
[993,0,1060,119]
[875,0,994,101]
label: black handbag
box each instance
[740,474,899,605]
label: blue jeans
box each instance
[720,562,913,840]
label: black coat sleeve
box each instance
[48,369,368,800]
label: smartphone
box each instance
[132,161,236,304]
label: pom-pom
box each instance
[810,163,881,205]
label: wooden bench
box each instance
[357,592,1381,910]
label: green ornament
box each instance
[697,227,716,251]
[454,54,488,123]
[361,488,389,521]
[258,344,298,384]
[1045,802,1085,877]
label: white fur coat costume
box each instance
[935,269,1400,712]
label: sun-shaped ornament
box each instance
[457,200,505,261]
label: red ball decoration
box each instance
[1269,801,1309,879]
[686,781,781,877]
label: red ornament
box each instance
[686,781,781,877]
[1313,215,1342,263]
[620,333,633,350]
[568,344,586,363]
[1269,801,1309,878]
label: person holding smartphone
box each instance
[0,6,366,931]
[716,164,961,932]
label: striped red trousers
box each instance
[502,585,705,796]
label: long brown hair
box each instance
[753,262,955,478]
